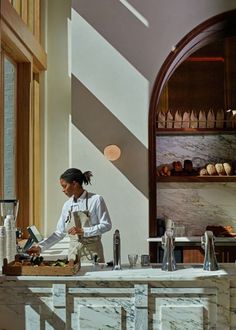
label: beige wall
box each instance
[43,0,236,262]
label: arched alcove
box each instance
[148,10,236,261]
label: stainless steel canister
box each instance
[141,254,150,266]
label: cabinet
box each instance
[183,245,236,263]
[155,125,236,263]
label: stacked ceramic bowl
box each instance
[4,215,16,263]
[0,226,6,269]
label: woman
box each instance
[28,168,112,263]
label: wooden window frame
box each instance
[0,0,46,235]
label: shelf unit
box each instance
[157,175,236,182]
[154,126,236,262]
[156,128,236,135]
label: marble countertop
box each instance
[148,236,236,245]
[1,263,236,282]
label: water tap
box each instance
[113,229,121,270]
[201,230,219,271]
[161,229,177,271]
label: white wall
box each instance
[42,0,71,234]
[43,0,236,263]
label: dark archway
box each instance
[148,10,236,261]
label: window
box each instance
[3,55,17,199]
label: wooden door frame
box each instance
[148,10,236,261]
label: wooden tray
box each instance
[2,258,80,276]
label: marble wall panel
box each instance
[71,296,134,329]
[157,182,236,235]
[158,305,204,330]
[78,305,123,330]
[150,294,216,329]
[156,134,236,167]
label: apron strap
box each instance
[85,191,88,210]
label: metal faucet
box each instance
[161,229,177,271]
[201,231,219,271]
[113,229,121,270]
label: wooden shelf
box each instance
[156,128,236,135]
[157,175,236,182]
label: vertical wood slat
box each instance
[31,75,41,228]
[27,0,34,35]
[12,58,18,200]
[21,0,28,25]
[17,62,32,235]
[224,37,236,110]
[0,50,3,196]
[33,0,40,42]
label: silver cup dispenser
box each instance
[0,199,19,262]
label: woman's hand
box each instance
[27,245,41,256]
[68,226,84,236]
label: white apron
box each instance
[66,193,105,263]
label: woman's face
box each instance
[60,179,77,197]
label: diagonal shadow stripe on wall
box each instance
[72,74,148,197]
[72,0,155,82]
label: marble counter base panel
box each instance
[1,264,236,329]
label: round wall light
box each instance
[103,144,121,161]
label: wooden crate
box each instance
[2,258,80,276]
